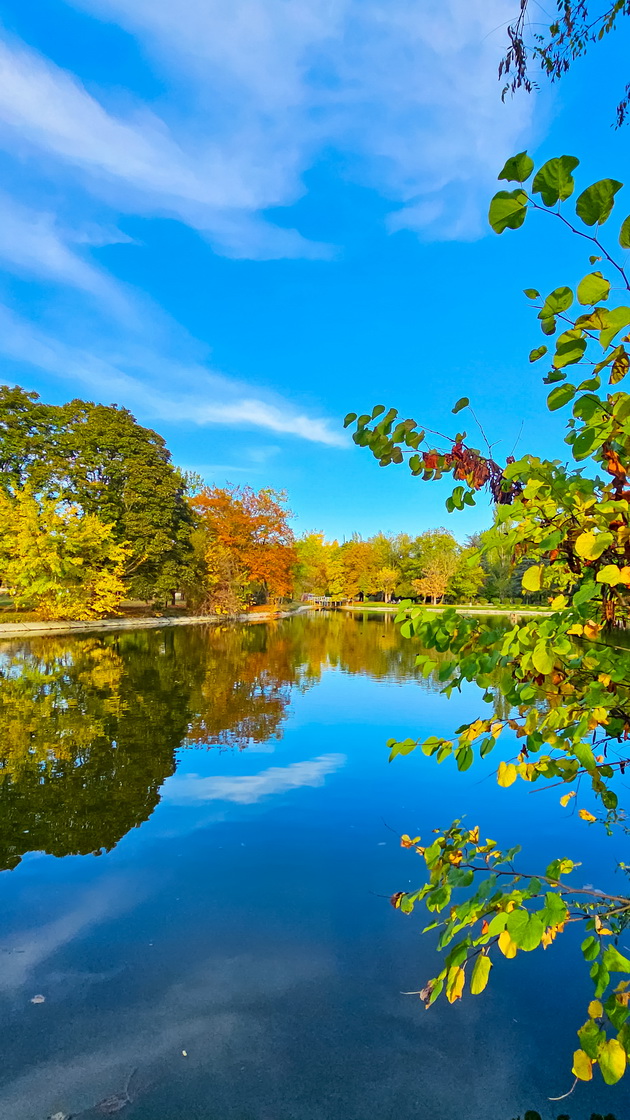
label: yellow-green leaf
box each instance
[532,642,554,674]
[497,761,517,788]
[522,565,543,592]
[470,954,492,995]
[596,564,622,585]
[572,1048,593,1081]
[588,999,603,1018]
[598,1037,627,1084]
[446,965,465,1003]
[575,531,613,560]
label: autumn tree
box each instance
[412,529,460,604]
[0,487,128,620]
[340,536,377,598]
[345,152,630,1087]
[375,565,399,603]
[295,532,330,596]
[191,485,297,611]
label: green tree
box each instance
[0,387,193,601]
[447,543,486,602]
[345,153,630,1087]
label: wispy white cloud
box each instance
[0,1,536,445]
[0,1,533,254]
[0,191,131,308]
[0,302,347,446]
[163,754,346,805]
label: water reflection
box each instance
[0,613,428,870]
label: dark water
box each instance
[0,612,627,1120]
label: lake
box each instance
[0,612,627,1120]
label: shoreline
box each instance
[0,606,309,640]
[0,602,551,639]
[338,604,551,617]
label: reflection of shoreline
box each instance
[0,615,440,869]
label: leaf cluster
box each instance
[349,153,630,1084]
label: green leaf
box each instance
[540,891,568,928]
[576,271,611,305]
[532,155,579,206]
[506,908,544,951]
[547,384,576,411]
[598,1037,627,1085]
[529,345,547,362]
[524,288,540,299]
[620,215,630,249]
[572,426,601,460]
[452,397,469,414]
[488,189,528,234]
[498,151,534,183]
[343,412,357,428]
[572,579,599,606]
[522,565,543,592]
[603,944,630,972]
[581,935,600,961]
[575,179,623,226]
[470,953,492,994]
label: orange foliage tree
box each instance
[190,486,297,611]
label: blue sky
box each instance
[0,0,629,540]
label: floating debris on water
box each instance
[94,1068,138,1114]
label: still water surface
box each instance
[0,612,628,1119]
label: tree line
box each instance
[0,384,539,621]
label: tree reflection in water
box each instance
[0,613,454,871]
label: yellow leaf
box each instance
[560,790,576,808]
[498,930,518,959]
[619,565,630,584]
[583,621,602,640]
[598,673,612,686]
[567,623,584,635]
[490,722,503,740]
[572,1048,593,1081]
[446,965,465,1004]
[578,809,597,823]
[497,761,517,788]
[588,999,603,1018]
[400,834,420,848]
